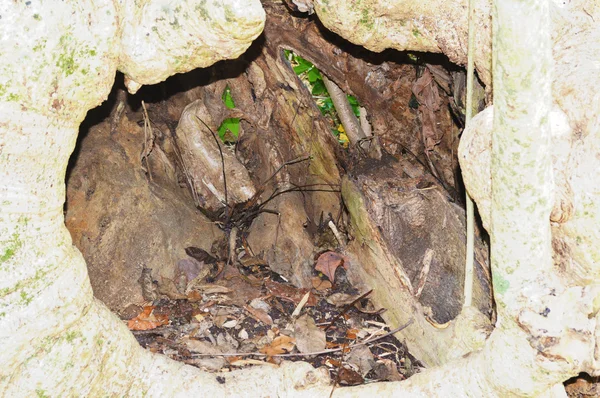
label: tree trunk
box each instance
[1,0,599,396]
[1,1,331,396]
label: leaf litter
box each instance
[127,246,421,386]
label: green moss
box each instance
[223,5,235,23]
[493,273,510,295]
[0,247,15,263]
[195,1,210,20]
[7,93,20,102]
[412,28,421,38]
[39,336,54,351]
[359,9,374,29]
[56,49,76,77]
[20,290,33,305]
[35,389,49,398]
[65,331,82,343]
[0,232,22,265]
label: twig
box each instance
[110,89,127,135]
[291,291,311,318]
[263,155,312,187]
[464,0,476,308]
[260,186,340,208]
[328,220,346,247]
[227,226,238,267]
[189,318,414,358]
[140,101,155,181]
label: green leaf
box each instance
[311,80,327,96]
[217,118,240,141]
[293,58,314,75]
[318,97,334,115]
[222,86,235,109]
[347,95,360,117]
[307,67,321,83]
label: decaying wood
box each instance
[174,100,257,213]
[120,2,491,366]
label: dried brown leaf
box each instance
[314,251,349,283]
[294,314,326,354]
[311,276,332,291]
[185,246,218,264]
[259,335,296,356]
[337,367,364,386]
[264,279,317,306]
[326,292,356,307]
[244,304,274,326]
[127,306,169,331]
[373,359,405,382]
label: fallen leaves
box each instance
[265,279,317,306]
[259,335,296,356]
[311,276,332,290]
[244,304,274,326]
[128,248,413,389]
[314,251,349,283]
[127,306,169,331]
[294,314,326,354]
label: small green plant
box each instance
[284,50,362,148]
[217,85,240,143]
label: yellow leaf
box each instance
[338,132,349,148]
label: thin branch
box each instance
[140,101,155,181]
[321,74,365,145]
[262,155,312,187]
[259,187,340,209]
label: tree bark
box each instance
[2,0,599,396]
[0,1,331,396]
